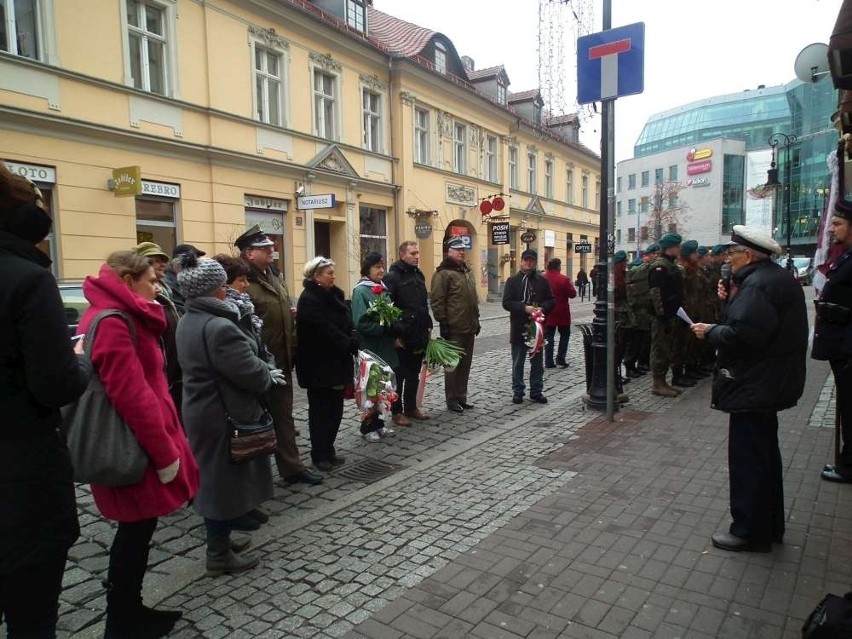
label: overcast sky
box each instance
[372,0,843,162]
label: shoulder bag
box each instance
[61,310,149,486]
[201,319,277,463]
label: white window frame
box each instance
[582,174,589,208]
[361,87,383,153]
[496,82,507,105]
[435,41,447,74]
[312,67,340,141]
[414,107,430,165]
[251,39,287,127]
[346,0,366,32]
[566,169,574,204]
[527,152,537,194]
[509,145,519,189]
[120,0,179,97]
[485,135,498,183]
[544,159,553,198]
[1,0,56,62]
[453,122,466,174]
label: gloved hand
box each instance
[439,324,450,340]
[157,459,180,484]
[475,324,481,337]
[269,368,287,386]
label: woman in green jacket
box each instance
[351,252,400,442]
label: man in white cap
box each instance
[691,224,807,552]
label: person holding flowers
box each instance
[502,249,555,405]
[295,257,359,471]
[430,237,480,414]
[351,252,400,442]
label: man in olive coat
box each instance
[238,225,322,486]
[648,233,684,397]
[430,237,480,414]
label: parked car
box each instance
[774,256,813,286]
[58,281,87,336]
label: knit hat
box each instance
[176,253,227,299]
[360,251,384,277]
[680,240,699,257]
[658,233,682,249]
[613,250,627,264]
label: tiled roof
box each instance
[368,8,436,57]
[467,65,504,81]
[508,89,542,103]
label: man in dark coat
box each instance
[543,257,576,369]
[502,249,555,404]
[0,168,92,636]
[384,240,433,424]
[648,233,684,397]
[692,225,807,552]
[813,170,852,483]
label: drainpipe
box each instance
[389,52,403,248]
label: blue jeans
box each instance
[511,342,544,397]
[544,325,570,366]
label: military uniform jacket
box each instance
[648,255,683,320]
[246,265,295,373]
[812,247,852,361]
[680,264,701,317]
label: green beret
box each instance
[613,250,627,264]
[680,239,699,256]
[629,257,643,268]
[697,246,709,257]
[645,243,660,254]
[658,233,682,248]
[710,244,727,256]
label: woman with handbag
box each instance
[78,251,199,639]
[296,257,359,471]
[0,166,92,638]
[176,254,284,576]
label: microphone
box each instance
[720,263,731,294]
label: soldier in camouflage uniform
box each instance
[624,243,659,376]
[696,246,719,370]
[648,233,684,397]
[613,251,634,386]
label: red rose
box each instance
[372,285,384,294]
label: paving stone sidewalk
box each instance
[348,359,852,639]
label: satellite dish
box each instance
[795,43,830,83]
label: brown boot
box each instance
[652,375,679,397]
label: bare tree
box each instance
[644,181,689,242]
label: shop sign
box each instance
[686,147,713,161]
[575,241,593,253]
[490,222,510,245]
[544,230,556,248]
[112,165,142,197]
[245,195,288,211]
[141,180,180,198]
[245,211,285,234]
[520,230,537,244]
[414,220,433,239]
[687,177,710,187]
[296,193,336,209]
[686,160,712,176]
[3,160,56,183]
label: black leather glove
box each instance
[439,324,450,340]
[475,324,481,337]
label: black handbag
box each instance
[61,310,148,486]
[201,320,277,463]
[802,593,852,638]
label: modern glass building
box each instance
[632,79,838,252]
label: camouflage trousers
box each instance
[650,318,675,376]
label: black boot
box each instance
[671,367,696,387]
[104,582,178,639]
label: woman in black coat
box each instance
[295,257,358,472]
[0,165,91,636]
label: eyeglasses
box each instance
[725,247,748,257]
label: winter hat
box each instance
[521,248,538,261]
[176,253,227,299]
[658,232,682,249]
[613,250,628,264]
[680,240,699,257]
[132,241,169,261]
[360,251,384,277]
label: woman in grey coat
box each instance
[175,255,285,576]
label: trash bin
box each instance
[578,323,594,393]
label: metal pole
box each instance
[784,143,793,270]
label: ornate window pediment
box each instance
[307,144,359,177]
[309,51,341,72]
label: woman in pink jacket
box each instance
[78,251,199,639]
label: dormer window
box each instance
[434,41,447,74]
[534,102,542,125]
[497,82,507,105]
[346,0,365,33]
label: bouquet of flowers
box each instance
[366,284,402,327]
[416,337,466,410]
[353,350,398,422]
[525,308,546,358]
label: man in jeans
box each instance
[542,258,576,369]
[502,249,555,404]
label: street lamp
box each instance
[765,132,797,270]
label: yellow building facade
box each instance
[0,0,600,297]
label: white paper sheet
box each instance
[676,306,694,326]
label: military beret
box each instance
[629,257,644,268]
[644,243,660,254]
[697,246,709,257]
[680,239,699,256]
[658,233,682,248]
[613,250,627,264]
[710,244,727,256]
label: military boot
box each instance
[651,376,679,397]
[206,536,259,577]
[671,367,696,387]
